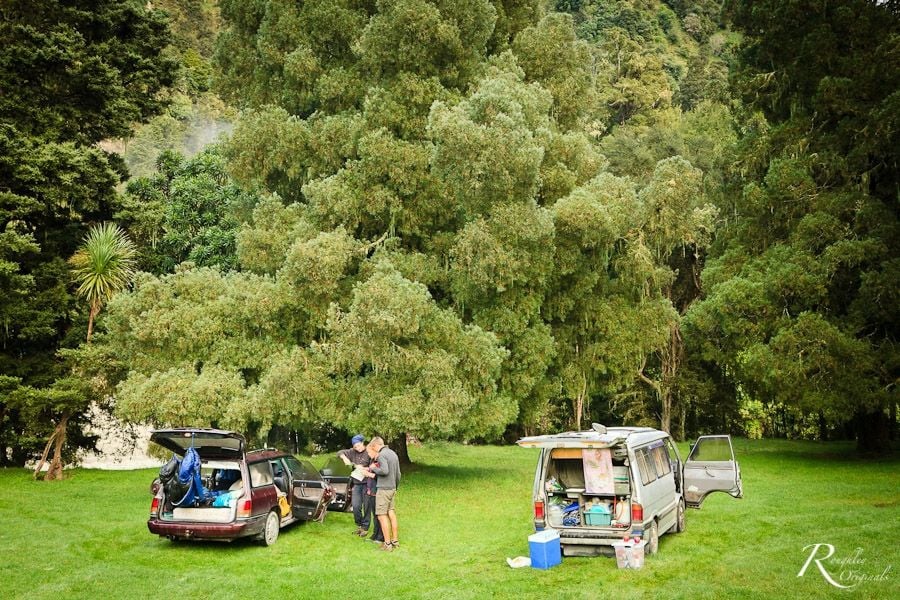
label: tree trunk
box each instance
[574,395,583,431]
[890,402,897,441]
[390,433,411,466]
[86,301,100,343]
[660,390,672,435]
[33,428,58,479]
[659,324,683,435]
[44,410,70,481]
[855,407,891,455]
[574,375,587,431]
[0,405,6,466]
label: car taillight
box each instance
[632,501,643,524]
[237,499,252,518]
[150,497,160,517]
[534,501,545,520]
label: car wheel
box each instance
[675,499,686,533]
[645,520,659,555]
[258,510,280,547]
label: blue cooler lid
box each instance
[529,529,560,543]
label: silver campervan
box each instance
[518,424,742,556]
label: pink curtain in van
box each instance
[583,448,614,494]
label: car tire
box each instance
[258,510,280,547]
[675,499,686,534]
[645,520,659,555]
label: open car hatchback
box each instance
[147,428,336,546]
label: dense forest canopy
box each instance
[0,0,896,469]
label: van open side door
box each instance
[683,435,743,508]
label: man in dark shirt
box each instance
[338,434,372,536]
[364,436,401,551]
[365,460,383,543]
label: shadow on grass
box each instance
[145,519,323,552]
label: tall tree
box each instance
[69,224,138,343]
[687,0,900,452]
[101,0,780,453]
[35,208,136,481]
[116,148,258,274]
[0,0,175,468]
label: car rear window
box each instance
[248,461,274,487]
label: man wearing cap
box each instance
[339,434,373,537]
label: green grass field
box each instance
[0,439,897,599]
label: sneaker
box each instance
[368,537,383,543]
[390,540,400,549]
[357,529,369,538]
[379,543,394,552]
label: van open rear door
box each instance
[683,435,743,508]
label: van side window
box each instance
[248,461,274,488]
[665,439,680,468]
[636,448,657,485]
[650,443,671,477]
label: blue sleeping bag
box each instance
[172,447,215,507]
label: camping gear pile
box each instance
[158,447,228,508]
[561,501,581,526]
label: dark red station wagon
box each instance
[148,428,337,546]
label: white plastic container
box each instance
[547,504,564,527]
[613,499,631,525]
[612,539,645,569]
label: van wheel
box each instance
[258,510,280,547]
[645,520,659,555]
[675,499,686,533]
